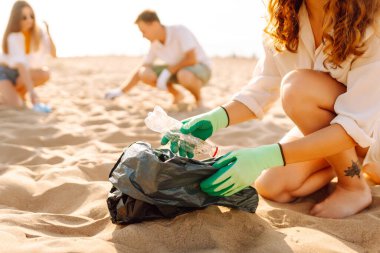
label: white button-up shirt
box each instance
[233,3,380,165]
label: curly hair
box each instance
[264,0,380,68]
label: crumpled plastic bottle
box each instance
[144,106,218,158]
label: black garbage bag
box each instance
[107,142,259,225]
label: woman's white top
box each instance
[233,2,380,165]
[0,27,51,69]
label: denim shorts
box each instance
[152,63,212,85]
[0,65,19,85]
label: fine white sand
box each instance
[0,56,379,253]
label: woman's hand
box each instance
[200,144,285,196]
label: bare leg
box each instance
[139,67,184,104]
[176,69,203,105]
[281,69,371,218]
[310,149,371,218]
[255,128,334,203]
[0,80,24,107]
[15,68,50,100]
[167,83,184,104]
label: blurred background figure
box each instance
[104,10,211,106]
[0,0,56,110]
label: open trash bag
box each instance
[107,142,259,225]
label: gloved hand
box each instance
[161,106,229,157]
[156,69,172,91]
[104,88,123,100]
[33,103,52,113]
[200,144,285,196]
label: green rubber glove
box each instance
[200,144,285,196]
[161,107,229,157]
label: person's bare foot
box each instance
[309,180,372,218]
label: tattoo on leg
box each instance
[344,160,362,178]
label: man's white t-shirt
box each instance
[143,25,211,68]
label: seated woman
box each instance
[0,0,56,110]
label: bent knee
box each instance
[41,70,50,83]
[281,69,343,117]
[176,69,197,85]
[138,67,156,85]
[255,171,296,203]
[281,70,315,110]
[31,69,50,86]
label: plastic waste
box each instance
[107,142,259,225]
[144,106,219,158]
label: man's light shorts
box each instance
[152,63,211,85]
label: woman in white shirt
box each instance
[0,0,56,108]
[162,0,380,218]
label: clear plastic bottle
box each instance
[144,106,219,158]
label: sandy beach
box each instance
[0,56,379,253]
